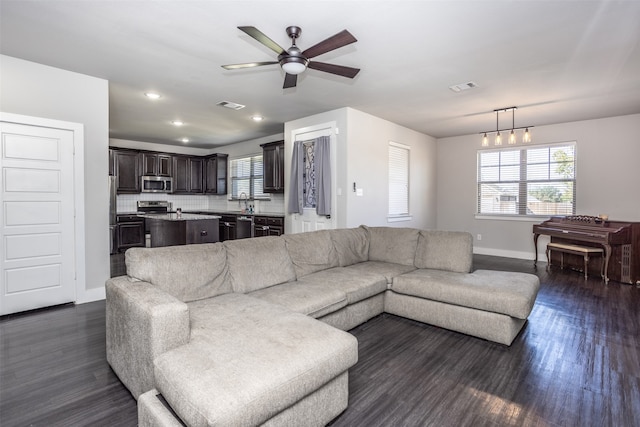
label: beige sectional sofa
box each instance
[106,226,540,426]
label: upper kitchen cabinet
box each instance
[205,154,228,195]
[173,155,204,194]
[141,152,172,177]
[111,148,141,193]
[261,141,285,193]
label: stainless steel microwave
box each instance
[141,176,173,193]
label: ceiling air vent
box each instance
[216,101,246,110]
[449,81,478,93]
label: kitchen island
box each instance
[141,213,220,247]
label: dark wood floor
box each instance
[1,255,639,426]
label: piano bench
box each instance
[546,242,604,280]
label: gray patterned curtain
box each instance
[287,141,304,214]
[314,136,331,216]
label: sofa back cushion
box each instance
[365,226,420,266]
[414,230,473,273]
[125,243,231,303]
[330,226,370,266]
[224,236,296,293]
[283,230,339,278]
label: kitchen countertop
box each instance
[117,211,285,218]
[139,213,221,221]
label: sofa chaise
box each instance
[106,226,540,426]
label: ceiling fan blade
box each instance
[283,73,297,89]
[221,61,278,70]
[238,26,286,55]
[302,30,357,59]
[307,61,360,79]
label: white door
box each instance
[0,122,76,315]
[289,123,338,234]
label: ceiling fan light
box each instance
[281,61,306,75]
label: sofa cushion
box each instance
[224,236,296,293]
[345,261,416,285]
[283,230,339,278]
[329,227,370,267]
[157,293,358,427]
[248,282,347,318]
[415,230,473,273]
[125,243,231,303]
[391,269,540,319]
[298,267,387,304]
[364,226,420,266]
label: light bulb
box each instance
[482,133,488,147]
[523,128,531,143]
[495,131,502,146]
[509,130,516,144]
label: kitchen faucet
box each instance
[239,192,248,213]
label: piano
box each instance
[533,215,640,284]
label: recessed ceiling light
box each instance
[144,92,161,100]
[251,115,264,122]
[180,138,189,143]
[171,120,184,126]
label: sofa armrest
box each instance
[106,276,190,399]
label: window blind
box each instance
[477,143,576,216]
[230,154,266,199]
[388,142,410,216]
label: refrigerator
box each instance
[109,175,117,254]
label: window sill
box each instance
[387,215,413,223]
[475,214,551,222]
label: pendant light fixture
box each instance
[479,106,533,146]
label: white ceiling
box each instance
[2,1,640,149]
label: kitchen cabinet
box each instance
[261,141,285,193]
[141,152,172,177]
[205,154,228,195]
[186,219,219,244]
[117,214,145,252]
[111,148,141,193]
[173,156,204,194]
[254,216,284,237]
[219,215,237,242]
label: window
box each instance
[388,142,410,218]
[229,154,267,199]
[477,143,576,216]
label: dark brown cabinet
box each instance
[261,141,285,193]
[111,148,141,193]
[141,152,172,177]
[173,156,204,194]
[253,216,284,237]
[205,154,228,195]
[186,219,219,244]
[117,214,145,252]
[219,215,237,241]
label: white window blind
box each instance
[388,142,410,217]
[477,142,576,216]
[230,154,266,199]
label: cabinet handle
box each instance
[201,230,208,236]
[262,226,269,231]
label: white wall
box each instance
[436,113,640,259]
[284,107,437,230]
[1,55,109,296]
[345,108,437,229]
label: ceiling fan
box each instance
[222,26,360,89]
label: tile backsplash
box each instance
[117,193,285,214]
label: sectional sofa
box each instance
[105,225,540,426]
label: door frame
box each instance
[0,112,87,305]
